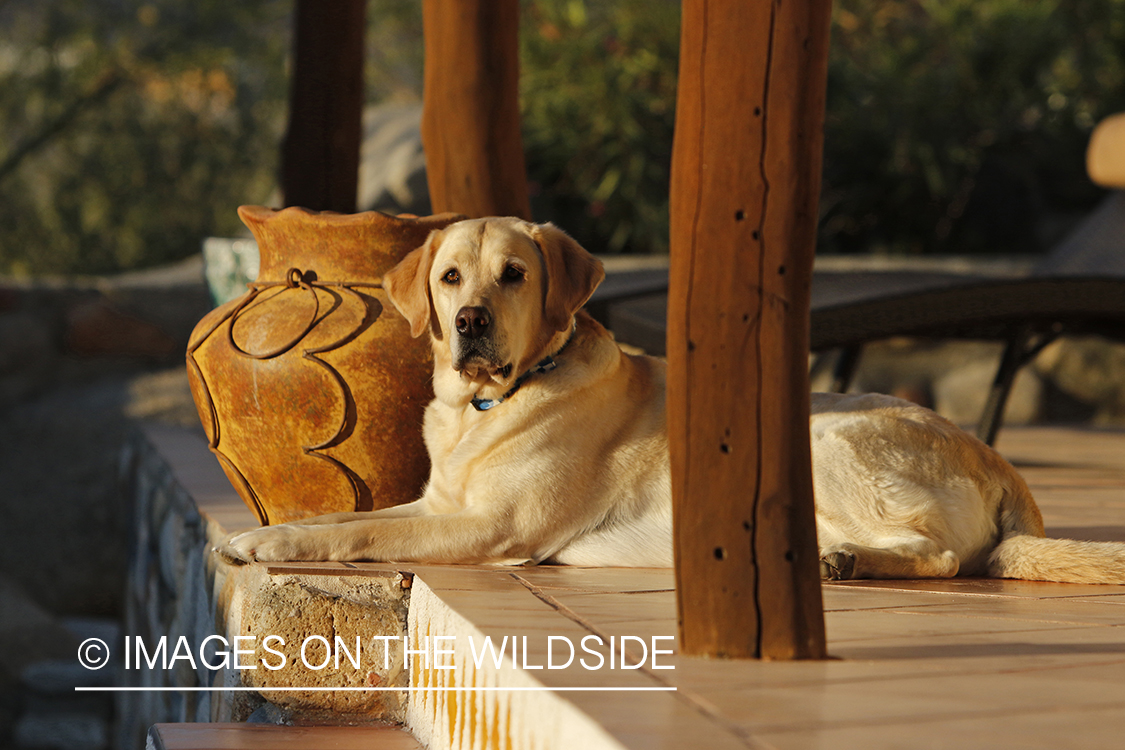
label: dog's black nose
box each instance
[455,306,491,339]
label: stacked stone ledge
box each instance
[118,427,412,748]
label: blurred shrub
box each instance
[353,0,681,254]
[365,0,425,103]
[822,0,1125,256]
[521,0,1125,256]
[520,0,680,254]
[0,1,291,277]
[2,0,1122,276]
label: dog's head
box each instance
[385,217,605,402]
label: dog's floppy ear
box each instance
[384,229,443,339]
[529,223,606,332]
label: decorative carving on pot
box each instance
[186,206,463,525]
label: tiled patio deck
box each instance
[150,423,1125,749]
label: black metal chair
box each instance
[815,113,1125,444]
[593,114,1125,445]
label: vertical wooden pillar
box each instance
[281,0,366,212]
[668,0,832,659]
[421,0,532,219]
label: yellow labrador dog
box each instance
[223,218,1125,584]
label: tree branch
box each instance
[0,69,125,182]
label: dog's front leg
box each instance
[220,510,521,565]
[215,501,430,563]
[278,500,430,526]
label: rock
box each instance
[13,713,107,750]
[1035,336,1125,424]
[61,617,122,650]
[839,339,1045,426]
[0,577,79,680]
[218,564,411,722]
[202,238,259,306]
[0,595,114,749]
[0,312,54,376]
[0,311,57,406]
[64,300,176,359]
[932,358,1042,427]
[816,333,1125,429]
[245,702,292,724]
[0,681,16,750]
[21,659,117,693]
[358,103,430,216]
[0,381,132,617]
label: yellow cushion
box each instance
[1088,113,1125,189]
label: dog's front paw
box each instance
[214,534,253,565]
[217,525,310,564]
[819,549,857,581]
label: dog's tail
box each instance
[987,472,1125,584]
[989,535,1125,584]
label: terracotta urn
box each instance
[186,206,463,525]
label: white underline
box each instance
[75,686,677,692]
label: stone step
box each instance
[148,723,423,750]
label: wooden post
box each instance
[421,0,531,220]
[281,0,366,212]
[667,0,831,659]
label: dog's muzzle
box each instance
[455,306,490,339]
[452,306,510,379]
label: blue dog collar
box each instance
[470,324,575,412]
[470,357,558,411]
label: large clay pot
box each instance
[186,206,462,525]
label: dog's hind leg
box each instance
[819,538,960,581]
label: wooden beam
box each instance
[421,0,531,219]
[668,0,831,660]
[281,0,366,213]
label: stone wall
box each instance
[116,428,224,750]
[116,426,413,749]
[0,257,212,412]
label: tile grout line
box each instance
[825,583,1125,600]
[881,608,1125,628]
[755,697,1125,736]
[508,573,776,750]
[507,573,667,682]
[748,653,1125,692]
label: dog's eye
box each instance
[441,269,460,285]
[501,265,525,283]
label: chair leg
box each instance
[830,345,862,394]
[976,328,1058,446]
[977,336,1026,446]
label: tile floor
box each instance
[159,423,1125,749]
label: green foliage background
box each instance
[520,0,680,254]
[0,1,291,276]
[0,0,1122,276]
[822,0,1125,256]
